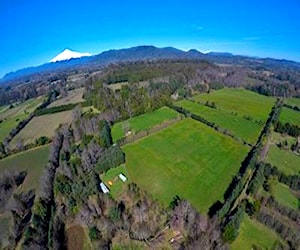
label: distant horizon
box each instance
[1,0,299,78]
[2,43,300,79]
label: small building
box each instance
[119,173,127,182]
[100,182,110,194]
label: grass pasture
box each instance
[123,118,249,213]
[11,110,73,146]
[48,87,85,108]
[111,106,179,142]
[175,100,262,144]
[279,107,300,126]
[231,215,285,250]
[0,145,50,193]
[265,145,300,175]
[0,97,44,141]
[272,183,299,210]
[286,97,300,108]
[193,88,275,121]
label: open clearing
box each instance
[0,212,14,248]
[48,87,85,107]
[265,145,300,175]
[286,97,300,108]
[11,110,73,146]
[0,97,44,141]
[271,132,296,148]
[193,88,275,121]
[123,118,249,213]
[273,183,299,210]
[112,106,179,142]
[100,165,131,199]
[0,145,50,193]
[66,224,85,250]
[175,100,262,144]
[279,107,300,126]
[231,215,285,250]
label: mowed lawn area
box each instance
[231,215,285,250]
[0,145,50,193]
[279,107,300,126]
[175,100,262,145]
[265,145,300,175]
[48,87,85,107]
[11,110,73,146]
[0,97,44,141]
[111,106,179,142]
[193,88,275,121]
[123,118,249,213]
[101,165,131,199]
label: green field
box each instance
[0,145,50,193]
[273,183,299,210]
[193,88,275,121]
[11,110,73,146]
[231,215,285,250]
[265,145,300,175]
[279,107,300,126]
[123,118,249,213]
[176,100,262,144]
[111,106,179,142]
[286,97,300,108]
[0,97,44,141]
[100,165,131,199]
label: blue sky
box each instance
[0,0,300,77]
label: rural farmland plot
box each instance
[111,106,180,142]
[0,97,44,141]
[286,97,300,108]
[123,118,249,213]
[175,99,262,145]
[47,87,85,107]
[193,88,276,122]
[0,145,50,193]
[279,107,300,126]
[10,110,73,146]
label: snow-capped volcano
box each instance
[50,49,91,62]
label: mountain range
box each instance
[2,45,300,84]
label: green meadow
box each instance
[265,145,300,175]
[272,183,299,210]
[111,106,179,142]
[123,118,248,213]
[175,99,262,144]
[231,215,285,250]
[279,107,300,126]
[193,88,275,121]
